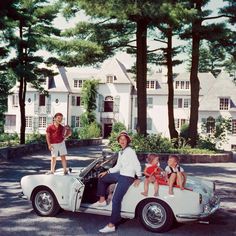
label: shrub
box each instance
[79,122,101,139]
[26,132,46,144]
[0,133,19,146]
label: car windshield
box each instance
[79,155,117,178]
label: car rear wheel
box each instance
[32,187,60,216]
[137,198,174,233]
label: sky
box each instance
[49,0,226,74]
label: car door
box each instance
[68,177,85,212]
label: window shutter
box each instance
[147,118,152,130]
[33,117,39,131]
[71,116,75,128]
[34,94,39,114]
[71,96,75,106]
[46,95,51,113]
[98,94,104,112]
[114,96,120,113]
[147,97,153,108]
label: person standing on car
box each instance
[46,112,71,175]
[91,130,142,233]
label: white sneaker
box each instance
[99,225,116,233]
[90,201,107,208]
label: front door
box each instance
[69,178,85,212]
[104,123,113,138]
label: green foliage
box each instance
[25,132,46,144]
[180,123,189,140]
[111,122,127,133]
[79,122,101,139]
[70,128,80,139]
[200,115,232,150]
[0,133,19,147]
[81,79,99,125]
[132,133,173,153]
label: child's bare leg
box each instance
[141,178,149,196]
[177,172,185,190]
[168,173,177,195]
[61,155,67,173]
[50,156,57,173]
[154,181,159,196]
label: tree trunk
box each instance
[19,19,26,144]
[136,19,149,136]
[189,13,202,147]
[166,27,178,140]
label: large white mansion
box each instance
[4,58,236,151]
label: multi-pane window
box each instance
[74,79,83,88]
[39,94,46,106]
[71,116,81,128]
[72,96,81,106]
[175,81,180,89]
[232,120,236,134]
[39,116,47,128]
[206,117,215,133]
[12,94,18,107]
[133,117,152,130]
[175,81,190,90]
[5,115,16,127]
[183,98,191,108]
[104,96,113,112]
[174,98,183,108]
[186,81,190,89]
[219,98,229,110]
[106,75,114,83]
[174,98,190,108]
[150,81,155,89]
[175,119,188,129]
[26,116,33,128]
[147,81,157,89]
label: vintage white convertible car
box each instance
[20,155,220,233]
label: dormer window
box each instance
[175,81,190,90]
[74,79,83,88]
[147,81,158,89]
[219,97,229,110]
[106,75,114,83]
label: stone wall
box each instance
[0,138,102,162]
[102,149,233,163]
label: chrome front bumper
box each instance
[176,196,220,220]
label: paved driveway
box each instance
[0,145,236,235]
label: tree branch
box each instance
[203,14,232,21]
[154,38,167,44]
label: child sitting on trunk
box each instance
[141,154,164,197]
[165,155,187,195]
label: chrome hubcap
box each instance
[142,202,166,228]
[35,191,53,214]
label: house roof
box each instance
[199,74,236,111]
[174,72,216,96]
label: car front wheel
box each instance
[137,198,174,233]
[32,187,60,216]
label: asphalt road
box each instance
[0,144,236,236]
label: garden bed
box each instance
[0,138,102,162]
[102,149,233,163]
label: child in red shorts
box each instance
[141,154,164,196]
